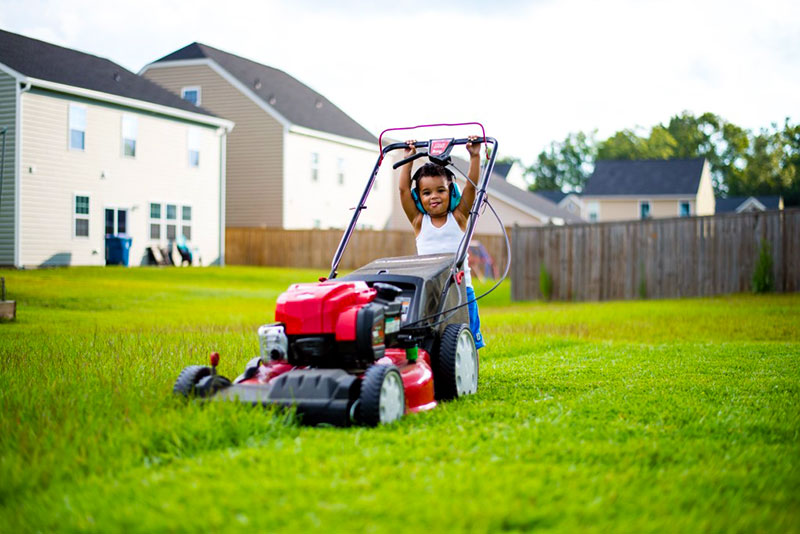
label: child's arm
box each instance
[454,136,480,225]
[398,140,423,226]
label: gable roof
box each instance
[536,190,568,204]
[149,42,377,144]
[583,157,706,196]
[715,195,782,213]
[0,29,218,119]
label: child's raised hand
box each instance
[404,139,417,158]
[466,135,481,158]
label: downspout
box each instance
[218,127,227,266]
[15,81,31,267]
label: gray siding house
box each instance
[0,30,233,267]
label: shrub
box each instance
[539,262,553,301]
[752,239,775,293]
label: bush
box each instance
[752,239,775,293]
[539,262,553,301]
[638,261,647,299]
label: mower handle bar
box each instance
[389,137,486,170]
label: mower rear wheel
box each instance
[173,365,212,397]
[358,365,405,426]
[436,323,478,400]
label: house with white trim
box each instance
[141,43,391,231]
[581,158,715,222]
[0,30,233,268]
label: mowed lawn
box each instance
[1,266,798,533]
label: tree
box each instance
[525,131,596,192]
[521,112,799,205]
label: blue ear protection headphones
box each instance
[411,166,462,214]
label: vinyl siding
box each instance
[143,64,283,227]
[0,70,16,265]
[696,161,715,215]
[584,197,696,221]
[284,131,389,229]
[19,89,221,266]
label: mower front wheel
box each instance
[436,323,478,400]
[173,365,212,397]
[357,365,405,426]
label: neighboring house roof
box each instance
[447,156,581,224]
[583,157,706,196]
[492,161,513,180]
[0,29,221,120]
[715,196,782,213]
[536,190,568,204]
[149,42,377,144]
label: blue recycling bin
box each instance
[105,235,132,266]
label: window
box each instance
[311,152,319,181]
[181,86,201,106]
[69,104,86,151]
[337,158,345,185]
[150,202,191,241]
[679,201,691,217]
[74,195,90,237]
[105,208,128,235]
[122,114,137,157]
[182,206,192,240]
[149,202,161,240]
[187,128,200,167]
[640,201,651,220]
[166,204,177,240]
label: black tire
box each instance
[357,365,405,427]
[173,365,212,397]
[436,323,479,401]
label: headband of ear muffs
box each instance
[411,166,462,214]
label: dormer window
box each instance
[181,86,201,106]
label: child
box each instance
[397,136,485,349]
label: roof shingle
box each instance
[0,29,215,116]
[583,158,706,196]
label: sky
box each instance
[2,0,798,164]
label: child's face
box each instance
[418,175,450,215]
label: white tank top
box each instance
[416,213,472,287]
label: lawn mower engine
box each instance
[266,280,404,371]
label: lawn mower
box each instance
[173,124,501,426]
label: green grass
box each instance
[1,266,798,532]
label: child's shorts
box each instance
[466,286,485,349]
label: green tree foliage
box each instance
[526,131,596,192]
[523,112,799,205]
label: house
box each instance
[581,158,715,222]
[715,196,784,213]
[140,43,391,231]
[0,30,233,268]
[534,190,586,221]
[384,155,583,234]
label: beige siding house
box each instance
[581,158,714,222]
[141,43,391,230]
[0,30,233,267]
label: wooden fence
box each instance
[226,227,510,275]
[511,208,800,301]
